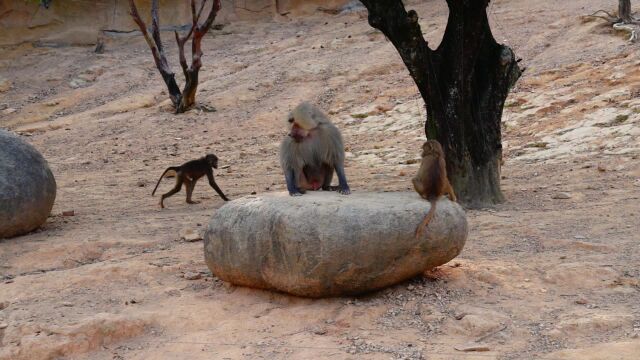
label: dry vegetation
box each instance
[0,0,639,359]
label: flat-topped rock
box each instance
[0,130,56,238]
[204,192,467,297]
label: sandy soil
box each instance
[1,0,639,359]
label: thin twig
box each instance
[474,325,507,343]
[588,9,619,22]
[586,14,620,23]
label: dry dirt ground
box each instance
[1,0,639,359]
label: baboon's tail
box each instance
[151,167,179,196]
[415,200,437,239]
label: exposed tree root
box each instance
[584,7,639,43]
[587,9,619,22]
[613,22,638,42]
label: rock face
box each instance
[0,1,352,46]
[0,130,56,238]
[204,192,467,297]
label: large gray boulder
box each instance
[0,130,56,238]
[204,192,467,297]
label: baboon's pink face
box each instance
[289,122,310,142]
[287,106,318,143]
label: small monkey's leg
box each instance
[285,168,304,196]
[334,164,351,195]
[206,170,230,201]
[160,175,184,208]
[445,182,457,202]
[412,178,426,199]
[185,178,200,204]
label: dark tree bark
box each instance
[359,0,521,208]
[129,0,221,113]
[619,0,632,22]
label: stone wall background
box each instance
[0,0,351,46]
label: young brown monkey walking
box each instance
[413,140,457,238]
[151,154,229,208]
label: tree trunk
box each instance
[360,0,521,208]
[177,70,199,113]
[619,0,632,22]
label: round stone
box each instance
[204,192,467,297]
[0,130,56,238]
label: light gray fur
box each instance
[280,102,345,185]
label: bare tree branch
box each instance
[588,9,618,21]
[175,31,190,78]
[129,0,182,107]
[150,0,164,56]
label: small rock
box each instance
[2,107,16,115]
[136,180,146,187]
[0,323,8,330]
[0,77,11,92]
[375,104,393,113]
[0,301,9,310]
[454,343,491,352]
[198,104,217,112]
[454,313,467,320]
[165,289,181,296]
[69,78,88,88]
[77,73,97,82]
[184,271,202,280]
[61,301,74,307]
[552,192,571,199]
[575,299,588,305]
[573,235,587,240]
[179,228,203,242]
[407,285,415,291]
[62,210,75,217]
[597,165,607,172]
[44,100,60,107]
[312,326,327,335]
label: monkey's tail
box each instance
[151,167,178,196]
[415,200,437,239]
